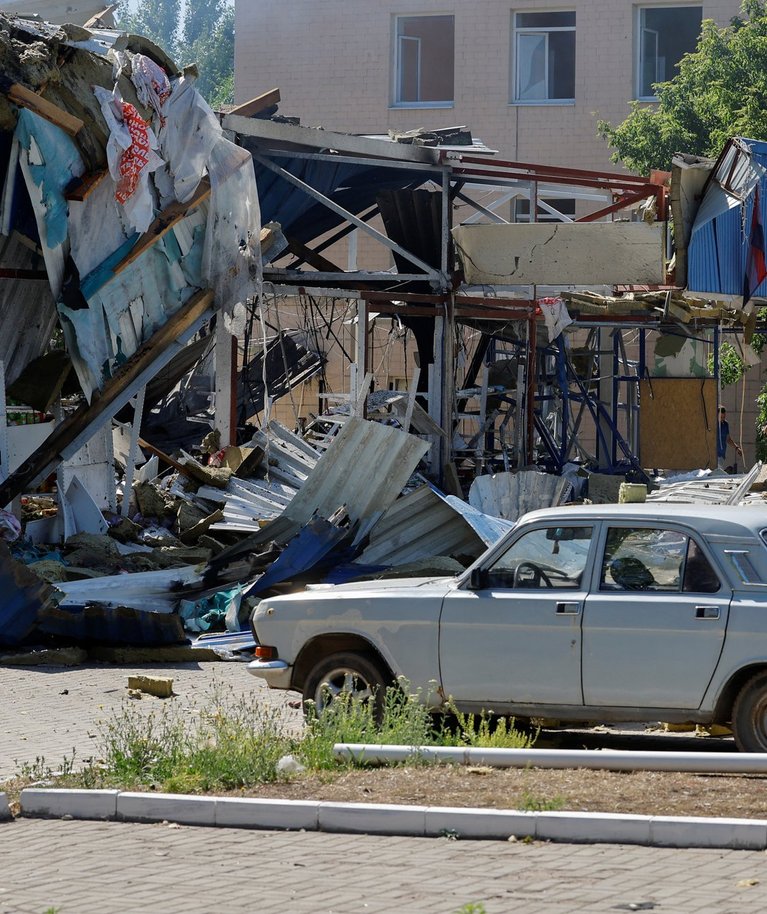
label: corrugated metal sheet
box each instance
[0,233,58,385]
[245,516,348,597]
[284,417,430,527]
[55,565,203,611]
[357,484,486,566]
[469,470,571,521]
[687,138,767,297]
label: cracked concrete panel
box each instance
[453,221,667,286]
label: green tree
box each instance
[114,0,234,107]
[599,0,767,173]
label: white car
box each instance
[248,503,767,751]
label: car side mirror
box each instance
[469,567,487,590]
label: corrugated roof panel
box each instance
[357,484,485,566]
[688,138,767,298]
[284,417,430,527]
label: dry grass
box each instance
[212,765,767,819]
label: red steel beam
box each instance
[445,153,656,188]
[576,190,650,222]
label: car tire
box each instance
[731,671,767,752]
[303,651,390,723]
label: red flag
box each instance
[744,185,767,305]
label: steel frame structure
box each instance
[241,123,675,483]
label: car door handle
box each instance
[556,602,581,615]
[695,605,721,620]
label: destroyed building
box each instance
[0,12,765,654]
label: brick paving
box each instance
[2,661,766,913]
[0,661,301,779]
[1,818,767,913]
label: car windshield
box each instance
[484,525,593,589]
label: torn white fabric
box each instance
[129,53,171,124]
[157,75,221,205]
[68,173,134,278]
[93,85,164,233]
[537,296,573,342]
[203,136,262,312]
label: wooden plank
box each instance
[6,83,84,136]
[113,178,211,275]
[0,290,214,506]
[228,88,280,118]
[66,169,110,203]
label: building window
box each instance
[637,6,702,99]
[514,197,576,222]
[394,15,454,107]
[512,11,575,103]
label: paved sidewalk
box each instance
[0,661,299,778]
[2,818,767,914]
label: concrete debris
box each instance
[127,674,173,698]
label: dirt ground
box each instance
[232,764,767,819]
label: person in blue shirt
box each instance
[717,406,742,467]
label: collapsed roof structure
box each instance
[0,12,763,650]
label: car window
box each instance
[485,526,593,589]
[682,540,720,593]
[725,550,761,584]
[601,527,688,592]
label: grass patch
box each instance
[8,679,535,796]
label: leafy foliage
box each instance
[599,1,767,173]
[114,0,234,106]
[710,341,746,387]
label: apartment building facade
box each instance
[235,1,741,180]
[234,1,764,462]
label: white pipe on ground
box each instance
[333,744,767,773]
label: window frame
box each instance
[635,4,703,101]
[392,13,455,109]
[511,9,576,106]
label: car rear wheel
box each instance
[303,651,390,723]
[731,671,767,752]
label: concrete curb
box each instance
[16,788,767,849]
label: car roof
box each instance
[517,503,767,538]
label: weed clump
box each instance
[13,678,536,795]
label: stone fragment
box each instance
[127,675,174,698]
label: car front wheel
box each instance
[732,671,767,752]
[303,651,390,723]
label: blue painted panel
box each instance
[15,109,84,248]
[688,138,767,297]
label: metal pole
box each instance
[120,386,146,518]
